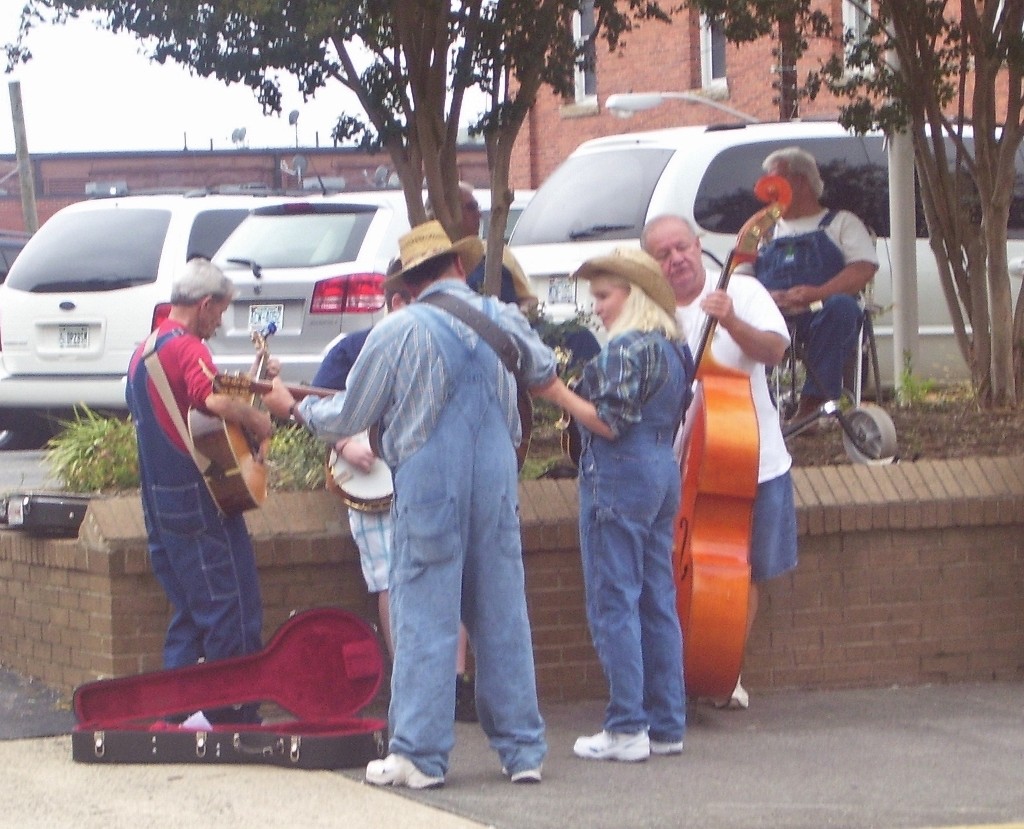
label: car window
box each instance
[696,135,1024,240]
[694,136,903,238]
[5,208,172,292]
[186,208,254,260]
[217,205,376,268]
[0,240,26,284]
[511,148,674,245]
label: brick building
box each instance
[507,1,978,190]
[0,145,489,233]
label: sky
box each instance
[0,9,372,155]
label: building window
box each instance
[573,0,597,102]
[700,14,727,91]
[842,0,874,75]
[843,1,872,51]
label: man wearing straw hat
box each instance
[262,220,554,788]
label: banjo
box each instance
[326,431,393,512]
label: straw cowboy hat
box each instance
[572,246,677,318]
[384,220,485,290]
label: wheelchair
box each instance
[769,290,898,464]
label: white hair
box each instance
[170,257,236,305]
[763,146,825,199]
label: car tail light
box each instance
[310,273,386,314]
[151,303,172,331]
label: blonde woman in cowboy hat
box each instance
[262,220,554,788]
[536,247,693,763]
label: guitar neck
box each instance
[246,377,338,400]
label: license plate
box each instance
[6,497,25,527]
[58,324,90,349]
[548,275,576,306]
[248,304,284,331]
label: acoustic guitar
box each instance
[188,328,275,515]
[673,174,791,698]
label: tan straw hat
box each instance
[573,246,677,317]
[385,220,485,290]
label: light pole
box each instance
[605,91,760,123]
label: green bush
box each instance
[44,406,139,493]
[267,423,327,491]
[44,407,328,494]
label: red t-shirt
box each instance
[130,319,217,453]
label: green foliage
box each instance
[895,351,936,408]
[43,407,328,494]
[44,406,139,493]
[266,423,327,491]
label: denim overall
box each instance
[577,335,689,744]
[756,211,863,400]
[126,330,263,691]
[386,301,547,779]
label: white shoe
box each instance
[714,677,750,710]
[503,764,543,784]
[365,753,444,789]
[649,738,684,756]
[573,730,650,762]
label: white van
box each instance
[509,121,1024,385]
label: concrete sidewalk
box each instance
[1,668,1022,829]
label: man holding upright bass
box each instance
[641,213,798,710]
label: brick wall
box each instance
[0,146,490,232]
[2,459,1023,705]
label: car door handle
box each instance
[1009,257,1024,279]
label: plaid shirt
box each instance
[576,330,683,439]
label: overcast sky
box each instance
[0,10,370,155]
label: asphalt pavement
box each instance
[0,664,1021,829]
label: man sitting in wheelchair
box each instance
[754,146,878,423]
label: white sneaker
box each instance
[649,739,684,756]
[365,753,444,789]
[714,677,750,710]
[573,730,650,762]
[503,764,543,784]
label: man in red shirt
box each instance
[126,257,275,723]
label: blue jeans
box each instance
[386,308,546,779]
[576,335,687,744]
[790,294,862,400]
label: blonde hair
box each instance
[598,276,680,340]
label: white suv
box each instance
[510,121,1024,385]
[0,191,395,430]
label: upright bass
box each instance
[673,175,791,698]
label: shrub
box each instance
[44,407,329,494]
[44,406,140,493]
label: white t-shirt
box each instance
[772,208,878,267]
[675,273,793,482]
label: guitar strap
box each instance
[419,292,524,380]
[140,329,214,476]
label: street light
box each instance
[605,92,760,123]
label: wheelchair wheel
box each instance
[840,404,898,464]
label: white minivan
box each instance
[509,120,1024,385]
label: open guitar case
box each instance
[71,607,388,769]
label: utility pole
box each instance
[7,81,39,234]
[773,18,800,121]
